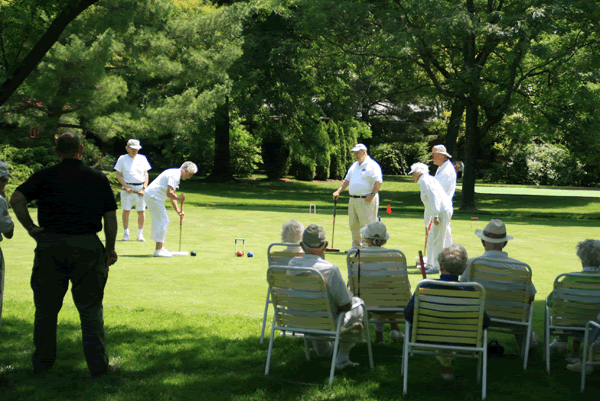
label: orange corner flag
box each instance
[386,204,391,214]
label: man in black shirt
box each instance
[10,133,119,376]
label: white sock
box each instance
[124,228,130,235]
[138,228,143,234]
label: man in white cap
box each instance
[0,161,14,327]
[144,161,197,257]
[461,219,538,350]
[288,224,365,369]
[332,143,383,250]
[114,139,152,242]
[408,162,453,274]
[432,144,456,246]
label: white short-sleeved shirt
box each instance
[114,154,151,183]
[145,168,181,202]
[434,159,457,199]
[417,173,452,226]
[344,156,383,196]
[288,254,353,317]
[0,196,14,243]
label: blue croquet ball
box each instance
[247,251,254,257]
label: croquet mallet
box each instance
[171,195,189,256]
[418,250,427,279]
[326,198,340,252]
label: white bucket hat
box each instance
[127,139,142,150]
[360,221,390,240]
[475,219,514,243]
[351,143,367,152]
[432,144,452,158]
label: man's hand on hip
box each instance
[28,225,45,240]
[365,194,374,203]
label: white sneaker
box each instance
[121,233,130,241]
[137,233,145,242]
[335,359,359,370]
[566,360,594,375]
[390,330,404,341]
[153,248,172,257]
[549,338,567,353]
[424,266,440,274]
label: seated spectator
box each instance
[288,224,365,369]
[280,219,305,253]
[461,219,538,350]
[548,239,600,374]
[359,221,404,344]
[405,244,490,381]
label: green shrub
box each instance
[486,143,586,186]
[230,124,262,177]
[370,142,429,175]
[260,126,291,180]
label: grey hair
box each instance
[180,161,198,174]
[281,220,305,244]
[437,244,468,275]
[409,162,429,176]
[576,239,600,268]
[367,238,387,247]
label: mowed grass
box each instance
[1,175,600,400]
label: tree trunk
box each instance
[0,0,100,108]
[460,101,479,211]
[205,96,237,183]
[445,99,464,157]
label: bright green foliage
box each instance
[370,141,428,175]
[229,122,262,177]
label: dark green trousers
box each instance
[30,233,108,375]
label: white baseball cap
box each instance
[127,139,142,150]
[351,143,367,152]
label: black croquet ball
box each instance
[191,251,197,256]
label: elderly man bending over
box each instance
[144,161,197,257]
[288,224,365,369]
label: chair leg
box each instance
[581,330,589,393]
[304,337,310,361]
[482,349,487,401]
[402,323,410,395]
[523,325,532,370]
[329,332,342,386]
[259,289,271,345]
[363,313,374,369]
[265,316,277,375]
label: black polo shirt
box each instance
[17,159,117,234]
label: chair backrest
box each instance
[268,243,304,268]
[346,248,411,311]
[267,265,336,332]
[551,273,600,327]
[467,257,533,322]
[412,280,487,347]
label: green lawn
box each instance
[1,176,600,400]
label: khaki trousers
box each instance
[348,196,379,248]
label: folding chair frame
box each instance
[264,266,374,386]
[581,320,600,392]
[401,280,488,400]
[544,272,600,374]
[259,243,303,344]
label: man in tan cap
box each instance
[114,139,152,242]
[432,144,456,246]
[461,219,538,349]
[332,143,383,251]
[0,161,14,327]
[288,224,365,369]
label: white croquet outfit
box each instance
[344,156,383,249]
[144,168,182,244]
[417,174,453,269]
[288,254,365,364]
[114,154,151,211]
[434,159,456,247]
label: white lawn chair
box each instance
[544,272,600,373]
[581,320,600,392]
[402,280,488,400]
[264,265,374,386]
[465,258,534,369]
[346,248,411,340]
[259,243,304,344]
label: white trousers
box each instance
[348,196,379,248]
[312,297,365,364]
[426,210,453,269]
[145,195,169,243]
